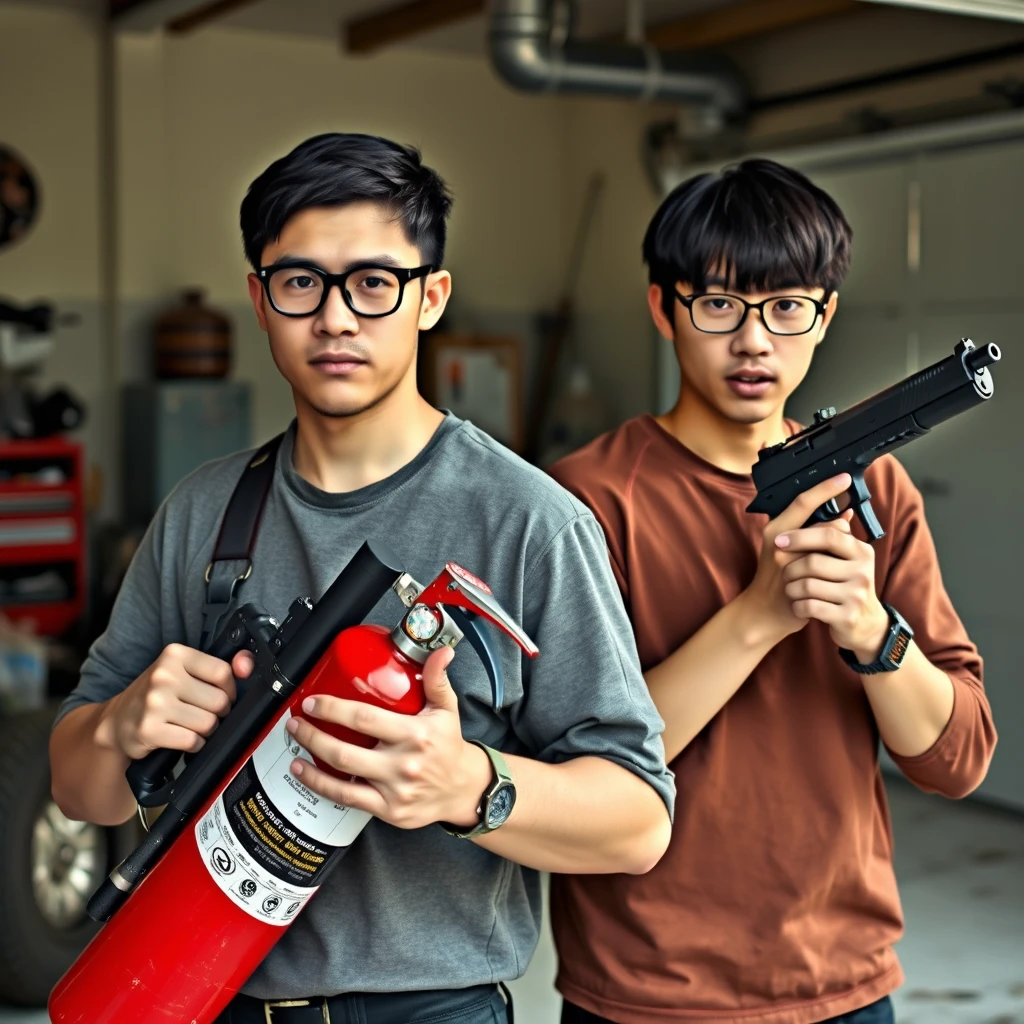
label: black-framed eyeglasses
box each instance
[674,290,829,336]
[258,261,434,319]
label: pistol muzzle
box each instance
[965,342,1001,374]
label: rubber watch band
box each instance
[839,603,914,675]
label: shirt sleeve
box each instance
[878,458,997,798]
[548,460,631,602]
[511,512,675,816]
[53,498,185,728]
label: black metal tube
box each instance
[276,539,404,681]
[88,809,187,923]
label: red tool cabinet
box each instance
[0,437,85,637]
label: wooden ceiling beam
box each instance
[344,0,485,55]
[647,0,864,50]
[108,0,259,33]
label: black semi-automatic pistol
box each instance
[747,338,1001,541]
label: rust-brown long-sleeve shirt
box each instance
[549,414,996,1024]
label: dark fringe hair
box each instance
[240,133,453,270]
[642,158,852,319]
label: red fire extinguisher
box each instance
[49,554,537,1024]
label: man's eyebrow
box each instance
[354,254,403,268]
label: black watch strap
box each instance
[839,604,914,675]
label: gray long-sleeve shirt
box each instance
[57,413,674,998]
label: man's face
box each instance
[247,202,450,420]
[648,277,838,426]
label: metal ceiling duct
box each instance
[858,0,1024,21]
[488,0,747,120]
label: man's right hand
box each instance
[101,645,254,761]
[740,474,854,643]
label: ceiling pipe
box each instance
[488,0,747,120]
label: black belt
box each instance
[222,983,513,1024]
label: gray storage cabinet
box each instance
[122,380,251,528]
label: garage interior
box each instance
[0,0,1022,1020]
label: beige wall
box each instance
[560,96,675,425]
[114,25,575,445]
[115,26,571,308]
[0,4,101,299]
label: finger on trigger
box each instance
[775,473,852,533]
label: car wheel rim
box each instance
[31,800,107,929]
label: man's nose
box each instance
[317,284,359,334]
[731,310,774,356]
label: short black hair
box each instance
[240,133,453,270]
[642,158,852,318]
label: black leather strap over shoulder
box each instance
[200,433,284,650]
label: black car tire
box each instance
[0,707,138,1006]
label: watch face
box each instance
[486,783,516,829]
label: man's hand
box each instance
[775,514,890,661]
[100,645,253,760]
[741,473,857,645]
[285,646,492,831]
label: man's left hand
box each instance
[775,521,890,662]
[284,646,491,830]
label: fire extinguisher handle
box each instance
[446,606,505,711]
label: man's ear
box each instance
[418,270,452,331]
[247,273,269,333]
[816,291,839,346]
[647,283,676,342]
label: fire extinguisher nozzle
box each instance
[86,875,126,923]
[86,806,187,922]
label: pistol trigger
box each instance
[806,498,842,527]
[855,499,885,541]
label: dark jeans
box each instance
[561,994,894,1024]
[219,984,511,1024]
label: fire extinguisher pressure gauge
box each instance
[404,605,441,642]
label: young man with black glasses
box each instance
[49,133,674,1024]
[550,159,996,1024]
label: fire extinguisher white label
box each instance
[251,708,372,847]
[195,708,372,925]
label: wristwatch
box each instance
[440,741,516,839]
[839,604,914,675]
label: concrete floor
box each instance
[3,778,1022,1024]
